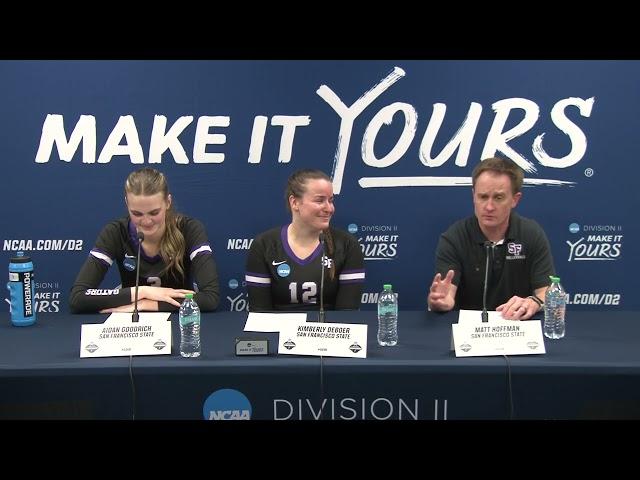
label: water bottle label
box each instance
[180,313,200,326]
[9,272,18,282]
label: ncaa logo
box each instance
[277,263,291,277]
[123,257,136,271]
[228,279,239,289]
[507,242,522,255]
[569,223,580,234]
[348,223,358,234]
[203,389,252,420]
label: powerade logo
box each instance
[23,272,33,316]
[204,389,252,420]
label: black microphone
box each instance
[481,240,494,323]
[132,230,144,323]
[318,232,326,323]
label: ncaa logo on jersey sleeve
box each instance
[277,263,291,277]
[123,257,136,271]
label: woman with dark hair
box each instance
[245,169,365,312]
[69,167,219,313]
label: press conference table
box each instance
[1,310,640,420]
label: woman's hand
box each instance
[100,298,158,313]
[135,286,194,307]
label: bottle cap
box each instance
[383,284,392,290]
[10,251,31,263]
[185,293,194,299]
[549,275,560,283]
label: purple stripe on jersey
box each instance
[246,271,269,279]
[245,271,270,288]
[281,224,322,266]
[339,268,365,284]
[190,243,212,256]
[91,247,111,258]
[89,249,112,268]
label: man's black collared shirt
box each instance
[434,211,555,310]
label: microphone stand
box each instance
[318,232,326,323]
[132,230,144,323]
[318,231,327,420]
[481,241,492,323]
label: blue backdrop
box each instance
[1,60,636,314]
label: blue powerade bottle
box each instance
[7,251,36,326]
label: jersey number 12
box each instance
[289,281,318,304]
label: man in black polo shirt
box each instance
[427,157,555,320]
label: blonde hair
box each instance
[125,168,186,280]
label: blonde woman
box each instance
[70,168,219,313]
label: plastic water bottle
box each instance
[179,293,201,357]
[377,284,398,346]
[544,276,566,339]
[7,251,36,327]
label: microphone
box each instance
[481,240,494,323]
[132,229,144,323]
[318,232,326,323]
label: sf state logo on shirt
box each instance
[277,263,291,277]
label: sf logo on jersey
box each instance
[322,256,333,269]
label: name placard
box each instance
[80,313,173,358]
[278,321,367,358]
[451,314,545,357]
[235,338,269,356]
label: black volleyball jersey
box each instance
[69,216,219,313]
[245,225,365,312]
